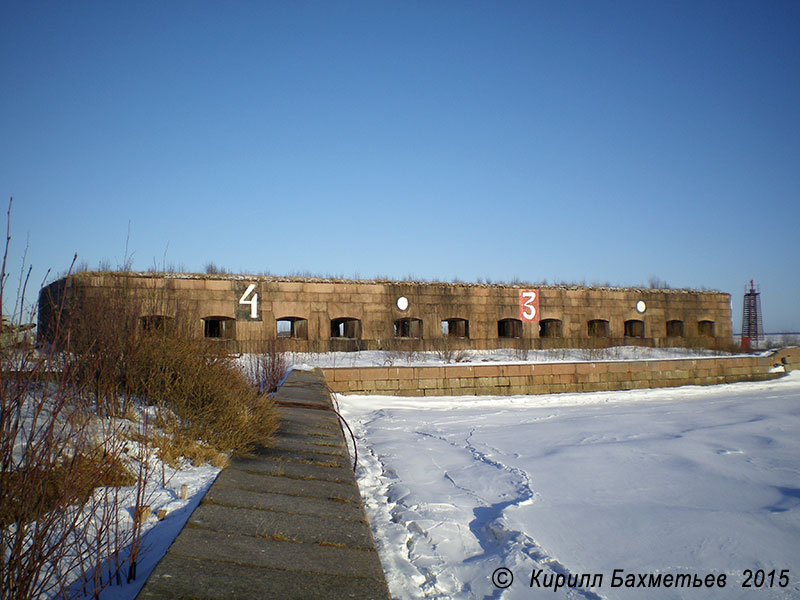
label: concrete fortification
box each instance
[39,272,733,354]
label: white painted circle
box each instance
[636,300,647,313]
[397,296,409,311]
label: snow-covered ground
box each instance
[338,372,800,599]
[5,395,220,600]
[19,344,791,599]
[289,346,745,370]
[94,460,219,600]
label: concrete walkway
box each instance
[137,369,391,599]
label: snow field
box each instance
[10,399,221,600]
[285,346,746,370]
[85,409,222,599]
[338,372,800,599]
[94,461,220,600]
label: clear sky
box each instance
[2,1,798,332]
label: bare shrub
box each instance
[380,337,406,366]
[0,373,135,598]
[514,338,530,361]
[244,340,288,395]
[579,336,612,360]
[433,337,456,364]
[433,337,472,364]
[126,412,152,584]
[204,262,228,275]
[1,199,133,598]
[58,281,146,416]
[119,326,279,456]
[3,200,278,597]
[49,276,279,457]
[648,277,671,289]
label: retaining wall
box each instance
[323,348,799,397]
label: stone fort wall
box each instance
[38,273,733,353]
[322,349,797,397]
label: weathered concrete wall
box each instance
[772,346,800,371]
[322,352,790,397]
[38,273,734,353]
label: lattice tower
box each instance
[741,280,763,351]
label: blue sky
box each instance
[2,1,798,331]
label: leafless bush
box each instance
[203,262,228,275]
[433,337,457,364]
[649,277,671,289]
[1,199,133,599]
[126,412,152,584]
[433,337,471,364]
[382,339,404,365]
[58,282,146,417]
[50,277,279,457]
[0,361,134,599]
[3,198,279,598]
[453,349,471,362]
[578,337,613,360]
[120,326,279,457]
[513,339,530,361]
[245,340,288,395]
[380,336,415,364]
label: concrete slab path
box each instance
[137,369,391,599]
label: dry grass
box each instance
[3,199,278,597]
[151,434,228,468]
[0,450,136,528]
[56,282,279,460]
[123,332,278,456]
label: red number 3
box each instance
[519,289,539,322]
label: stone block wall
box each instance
[322,352,790,397]
[38,273,734,353]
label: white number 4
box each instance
[239,283,259,319]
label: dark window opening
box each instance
[277,317,308,339]
[539,319,562,338]
[588,319,610,337]
[394,318,423,338]
[498,318,522,339]
[441,318,469,338]
[203,316,234,339]
[698,320,715,337]
[331,318,362,339]
[666,320,684,337]
[624,319,644,338]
